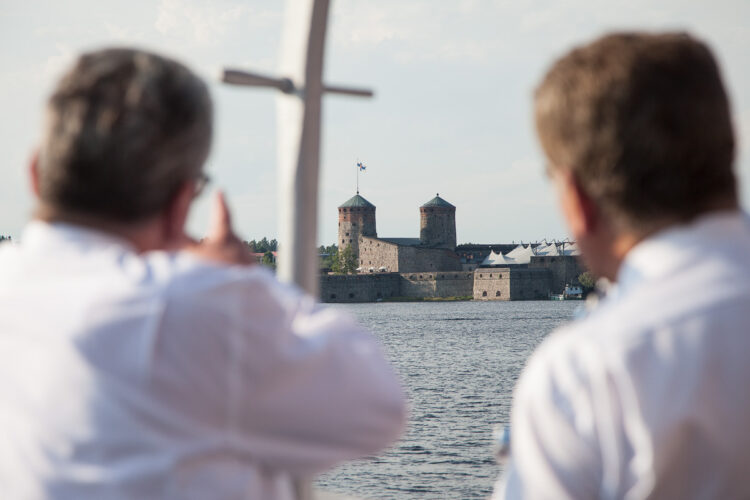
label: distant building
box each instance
[322,192,586,302]
[352,194,462,273]
[337,194,377,257]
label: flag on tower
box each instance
[357,161,367,171]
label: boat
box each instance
[550,284,584,300]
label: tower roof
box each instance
[339,193,375,209]
[421,194,455,209]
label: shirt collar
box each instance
[615,210,748,297]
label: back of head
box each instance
[38,48,213,223]
[535,32,736,231]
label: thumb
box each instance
[208,190,232,240]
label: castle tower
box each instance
[338,193,376,257]
[420,194,456,251]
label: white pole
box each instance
[276,0,330,297]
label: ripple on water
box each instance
[317,300,578,500]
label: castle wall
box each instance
[358,236,400,272]
[357,237,463,273]
[473,267,551,300]
[399,272,474,298]
[338,206,376,257]
[419,207,456,250]
[529,255,585,294]
[397,245,462,273]
[320,273,400,303]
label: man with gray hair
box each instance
[0,48,405,499]
[494,33,750,499]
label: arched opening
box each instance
[482,291,487,297]
[496,291,501,297]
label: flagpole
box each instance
[356,159,359,194]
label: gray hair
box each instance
[39,48,213,222]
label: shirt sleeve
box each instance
[494,332,604,500]
[223,271,407,476]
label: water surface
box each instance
[317,300,579,499]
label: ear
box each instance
[555,169,599,239]
[29,150,41,198]
[161,181,195,246]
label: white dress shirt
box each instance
[495,211,750,500]
[0,222,405,500]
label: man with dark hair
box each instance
[494,33,750,498]
[0,48,405,499]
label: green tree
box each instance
[319,244,338,271]
[578,271,596,290]
[261,250,276,270]
[331,245,357,274]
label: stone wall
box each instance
[473,267,551,300]
[397,245,462,273]
[358,236,400,271]
[320,271,472,302]
[320,273,400,303]
[399,271,474,298]
[419,206,456,250]
[357,237,463,273]
[338,206,376,257]
[529,255,585,294]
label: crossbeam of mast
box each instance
[221,0,372,298]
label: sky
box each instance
[1,0,749,246]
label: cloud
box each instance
[154,0,253,46]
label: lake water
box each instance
[316,300,580,499]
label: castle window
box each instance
[345,232,349,236]
[330,294,336,299]
[496,291,501,297]
[352,223,357,227]
[454,274,458,278]
[349,239,352,243]
[342,240,345,244]
[490,274,493,277]
[480,274,483,278]
[499,274,502,278]
[419,275,423,279]
[482,291,487,297]
[349,293,355,298]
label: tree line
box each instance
[244,237,277,253]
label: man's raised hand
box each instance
[186,191,255,266]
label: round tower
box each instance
[338,193,377,257]
[419,194,456,250]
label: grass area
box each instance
[382,296,473,302]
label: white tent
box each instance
[481,250,508,266]
[505,244,535,264]
[535,242,560,256]
[560,242,580,255]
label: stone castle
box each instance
[321,193,584,302]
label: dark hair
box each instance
[39,48,213,222]
[535,32,736,229]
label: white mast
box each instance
[222,0,372,297]
[221,2,372,497]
